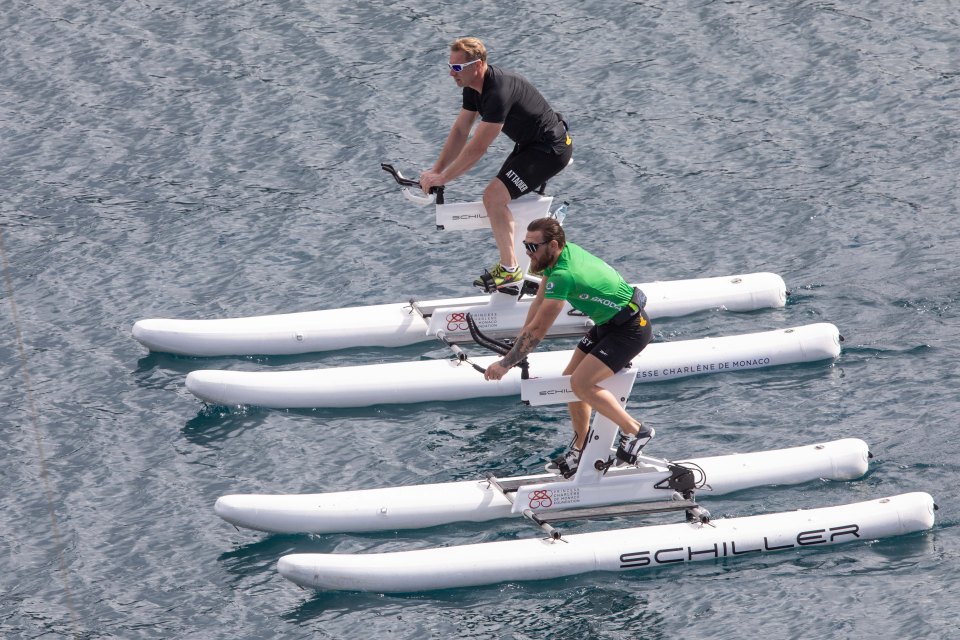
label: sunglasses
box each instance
[447,59,481,73]
[523,241,547,253]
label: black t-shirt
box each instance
[462,65,568,154]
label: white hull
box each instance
[131,272,786,356]
[187,323,841,409]
[276,492,936,592]
[214,438,869,534]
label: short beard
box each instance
[528,253,550,274]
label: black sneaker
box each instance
[615,427,655,465]
[545,447,581,478]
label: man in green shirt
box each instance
[484,217,653,477]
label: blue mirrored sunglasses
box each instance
[448,59,481,73]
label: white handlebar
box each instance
[402,187,436,206]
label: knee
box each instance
[483,181,511,211]
[569,375,593,398]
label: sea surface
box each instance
[2,1,959,638]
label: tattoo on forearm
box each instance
[499,332,541,369]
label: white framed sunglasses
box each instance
[447,59,481,73]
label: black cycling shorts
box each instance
[496,142,573,199]
[577,310,653,373]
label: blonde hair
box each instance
[451,37,487,62]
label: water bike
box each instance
[131,166,787,357]
[213,359,935,592]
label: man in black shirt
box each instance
[419,37,573,292]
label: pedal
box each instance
[473,280,520,296]
[557,460,577,478]
[473,270,523,295]
[546,457,578,478]
[519,280,539,297]
[474,270,497,293]
[546,464,577,478]
[614,429,654,466]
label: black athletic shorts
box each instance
[496,141,573,199]
[577,310,653,373]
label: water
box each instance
[2,1,959,637]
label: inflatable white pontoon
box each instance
[132,271,786,357]
[277,492,935,592]
[215,437,871,535]
[187,322,841,409]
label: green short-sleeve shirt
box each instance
[541,243,635,324]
